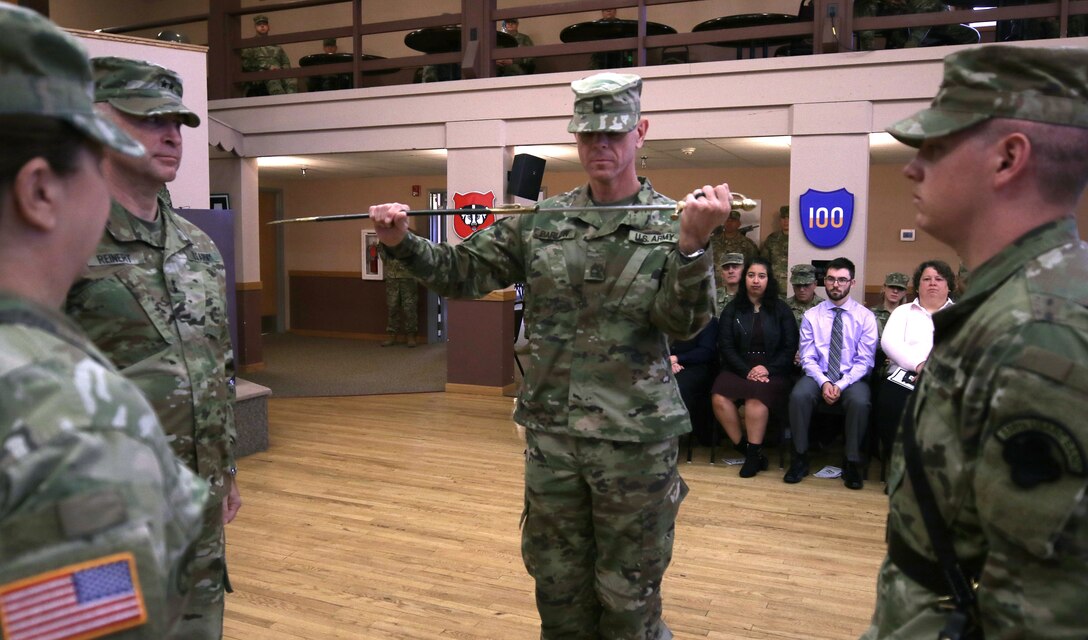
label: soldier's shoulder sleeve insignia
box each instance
[995,417,1086,488]
[0,553,147,639]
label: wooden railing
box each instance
[90,0,1088,100]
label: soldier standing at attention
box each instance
[0,6,207,638]
[65,57,241,639]
[863,45,1088,638]
[370,73,729,639]
[241,15,296,96]
[379,247,419,347]
[710,209,759,290]
[869,271,908,338]
[760,204,790,297]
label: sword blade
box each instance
[266,204,680,225]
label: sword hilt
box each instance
[671,192,758,221]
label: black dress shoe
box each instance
[783,454,809,483]
[843,461,864,490]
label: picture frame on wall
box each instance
[362,231,383,280]
[210,194,231,210]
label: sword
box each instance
[267,193,759,225]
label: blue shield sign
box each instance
[799,188,854,249]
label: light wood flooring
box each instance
[224,393,889,640]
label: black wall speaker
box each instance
[507,154,546,201]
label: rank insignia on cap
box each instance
[0,553,147,640]
[995,417,1086,489]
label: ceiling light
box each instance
[680,147,696,156]
[257,156,308,168]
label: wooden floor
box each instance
[224,393,889,640]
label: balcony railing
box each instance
[89,0,1088,100]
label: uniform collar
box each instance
[104,197,192,249]
[573,177,658,235]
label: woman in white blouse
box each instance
[875,259,956,464]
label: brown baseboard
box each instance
[445,382,518,396]
[291,329,386,341]
[238,361,266,373]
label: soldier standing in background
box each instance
[710,209,759,290]
[379,247,420,347]
[0,6,207,638]
[760,205,790,297]
[241,15,296,96]
[369,72,730,640]
[863,45,1088,639]
[66,57,240,639]
[785,263,824,328]
[868,271,908,338]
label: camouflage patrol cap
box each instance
[887,45,1088,147]
[779,205,789,218]
[254,15,269,25]
[322,38,337,47]
[884,272,909,288]
[0,5,144,157]
[790,264,816,285]
[727,210,741,220]
[720,252,745,267]
[567,72,642,133]
[93,57,200,128]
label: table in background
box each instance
[693,13,808,59]
[298,53,398,91]
[559,18,676,68]
[405,26,518,81]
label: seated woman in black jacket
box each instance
[710,257,798,477]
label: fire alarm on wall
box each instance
[411,184,421,197]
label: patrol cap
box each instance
[254,14,269,25]
[0,5,144,157]
[567,72,642,133]
[779,205,789,218]
[887,45,1088,147]
[720,253,745,267]
[322,37,337,47]
[884,272,909,288]
[790,264,816,285]
[93,57,200,128]
[727,210,741,221]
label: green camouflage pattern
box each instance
[380,251,419,335]
[567,72,642,133]
[760,230,789,297]
[522,430,687,638]
[888,45,1088,147]
[884,271,909,288]
[386,178,715,442]
[720,252,744,266]
[497,31,535,76]
[868,304,892,339]
[709,228,758,290]
[787,292,824,328]
[790,263,817,285]
[253,15,268,25]
[854,0,946,50]
[65,198,236,633]
[241,44,297,95]
[0,4,144,157]
[863,219,1088,638]
[716,288,736,313]
[0,294,208,639]
[92,56,200,128]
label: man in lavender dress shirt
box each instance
[785,257,878,489]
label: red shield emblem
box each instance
[453,191,496,239]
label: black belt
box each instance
[888,528,984,597]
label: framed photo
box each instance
[362,231,383,280]
[210,194,231,210]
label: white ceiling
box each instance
[237,134,917,180]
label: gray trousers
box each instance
[788,376,871,462]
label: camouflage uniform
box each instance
[386,171,713,638]
[786,265,825,328]
[497,30,535,76]
[869,272,908,339]
[0,296,208,639]
[241,16,296,96]
[64,56,237,638]
[760,206,790,297]
[854,0,947,50]
[379,247,419,340]
[0,7,208,639]
[864,46,1088,638]
[716,252,745,313]
[709,219,758,290]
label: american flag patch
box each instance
[0,553,147,640]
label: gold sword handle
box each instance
[671,192,758,220]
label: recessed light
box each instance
[680,147,696,156]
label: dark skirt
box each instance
[710,353,791,409]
